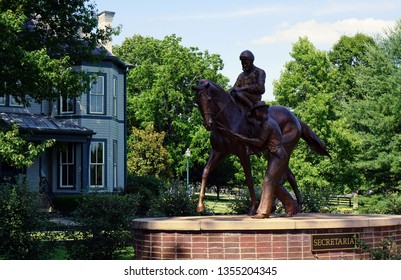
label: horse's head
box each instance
[193,79,214,131]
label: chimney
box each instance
[98,11,115,54]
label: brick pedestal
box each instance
[132,213,401,260]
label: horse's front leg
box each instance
[197,149,225,213]
[239,152,257,216]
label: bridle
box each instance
[195,83,234,131]
[196,87,214,120]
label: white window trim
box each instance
[90,141,105,188]
[113,76,117,117]
[9,95,23,107]
[89,76,105,114]
[60,144,75,188]
[113,140,117,189]
[60,96,74,114]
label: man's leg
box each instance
[275,184,299,217]
[253,174,275,218]
[235,91,253,110]
[253,156,281,219]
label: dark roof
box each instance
[92,47,134,69]
[0,112,94,137]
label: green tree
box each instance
[273,37,359,203]
[1,0,116,167]
[274,37,331,109]
[127,125,171,178]
[0,125,54,168]
[346,20,401,193]
[328,33,376,102]
[114,34,229,176]
[0,0,116,105]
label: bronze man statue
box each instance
[232,101,299,219]
[228,50,266,111]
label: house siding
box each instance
[54,61,128,194]
[1,55,129,196]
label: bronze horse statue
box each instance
[192,79,331,215]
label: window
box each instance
[89,76,105,114]
[113,140,117,189]
[60,143,75,188]
[0,95,23,107]
[9,95,22,107]
[60,96,74,114]
[113,76,117,117]
[90,142,104,188]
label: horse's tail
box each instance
[298,118,332,159]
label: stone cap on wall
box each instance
[133,213,401,231]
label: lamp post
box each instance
[185,148,191,189]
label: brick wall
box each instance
[134,225,401,260]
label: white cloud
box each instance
[251,18,395,46]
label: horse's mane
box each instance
[199,79,226,92]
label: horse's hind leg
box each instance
[197,149,225,213]
[287,168,302,212]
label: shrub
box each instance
[301,188,331,213]
[0,181,50,259]
[147,180,198,217]
[384,193,401,214]
[53,195,82,214]
[229,187,262,215]
[125,174,164,215]
[68,192,141,259]
[360,236,401,260]
[358,193,401,214]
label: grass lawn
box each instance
[202,193,236,215]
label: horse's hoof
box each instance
[251,213,268,219]
[248,209,257,216]
[196,205,205,213]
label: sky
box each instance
[94,0,400,100]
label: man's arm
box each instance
[232,124,270,148]
[233,133,265,147]
[228,73,243,94]
[236,69,266,94]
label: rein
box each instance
[200,85,235,132]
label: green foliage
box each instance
[345,21,401,193]
[125,174,164,215]
[229,188,262,215]
[127,125,171,178]
[0,0,116,105]
[328,33,376,101]
[360,237,401,260]
[147,180,199,217]
[0,181,49,259]
[274,37,331,108]
[0,125,55,168]
[358,193,401,214]
[68,192,140,259]
[301,187,331,213]
[272,33,383,201]
[232,154,267,187]
[53,196,82,214]
[114,34,229,175]
[385,193,401,214]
